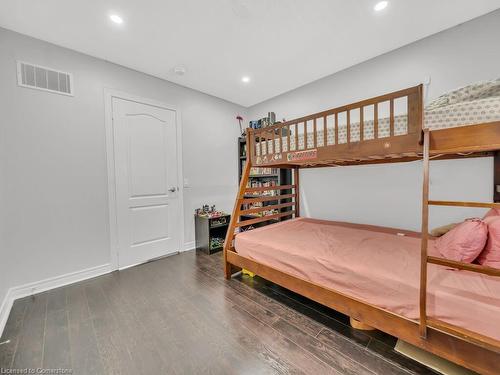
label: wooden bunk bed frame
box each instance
[223,85,500,374]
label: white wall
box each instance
[0,28,244,305]
[248,10,500,232]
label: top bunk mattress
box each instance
[256,96,500,153]
[234,218,500,341]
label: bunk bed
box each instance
[223,83,500,375]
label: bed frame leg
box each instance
[350,317,376,331]
[224,261,232,280]
[224,260,241,279]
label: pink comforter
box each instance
[235,218,500,340]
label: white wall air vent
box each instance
[16,61,73,96]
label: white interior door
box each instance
[112,97,180,269]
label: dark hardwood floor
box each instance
[0,250,442,375]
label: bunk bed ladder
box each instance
[223,132,252,279]
[224,132,300,279]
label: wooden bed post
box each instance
[419,129,430,338]
[294,167,300,217]
[223,131,252,279]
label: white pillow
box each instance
[426,78,500,111]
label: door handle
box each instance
[168,187,177,192]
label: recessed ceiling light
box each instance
[241,76,250,83]
[374,1,388,11]
[110,14,123,24]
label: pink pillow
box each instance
[483,208,500,219]
[477,216,500,269]
[436,218,487,263]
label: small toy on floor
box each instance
[242,269,255,277]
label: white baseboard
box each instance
[0,263,111,338]
[183,241,195,252]
[0,289,14,340]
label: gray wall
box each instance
[248,10,500,232]
[0,28,244,303]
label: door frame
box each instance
[104,89,185,271]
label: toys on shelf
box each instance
[211,216,228,227]
[210,237,225,250]
[248,112,277,130]
[194,206,230,255]
[194,204,228,218]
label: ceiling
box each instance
[0,1,499,107]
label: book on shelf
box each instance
[241,209,279,218]
[249,167,278,176]
[246,180,277,197]
[241,197,280,216]
[248,180,276,188]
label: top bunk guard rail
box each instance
[249,85,424,167]
[223,151,299,279]
[249,84,500,168]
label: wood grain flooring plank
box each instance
[197,260,324,336]
[255,275,399,348]
[84,280,141,375]
[12,293,48,369]
[46,286,67,314]
[98,273,173,375]
[190,268,281,327]
[0,297,29,369]
[114,263,253,375]
[143,254,280,375]
[42,308,71,370]
[188,277,332,374]
[238,273,376,347]
[272,318,376,375]
[66,283,105,375]
[114,259,255,375]
[198,252,324,334]
[161,260,306,374]
[118,264,220,375]
[166,261,308,374]
[315,328,414,375]
[232,305,341,375]
[192,292,303,375]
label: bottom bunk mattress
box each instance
[234,217,500,341]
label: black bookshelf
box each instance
[195,214,230,254]
[238,136,292,229]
